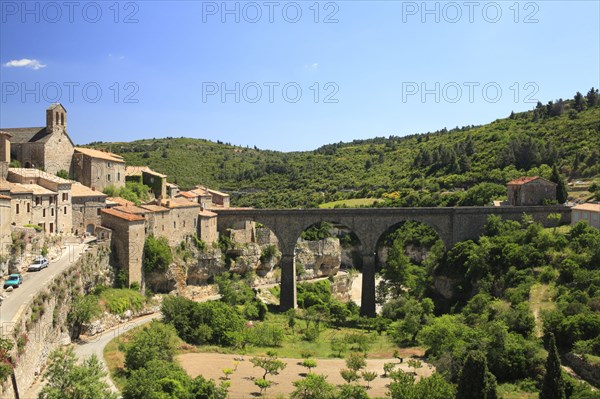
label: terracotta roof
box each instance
[199,209,217,217]
[140,204,170,213]
[572,203,600,212]
[125,166,167,178]
[0,181,33,194]
[71,183,107,198]
[178,191,197,199]
[101,208,144,222]
[74,147,125,163]
[106,197,135,206]
[0,194,10,200]
[20,184,56,196]
[113,205,149,215]
[0,131,11,137]
[507,176,555,186]
[157,198,201,209]
[206,188,229,198]
[8,168,72,184]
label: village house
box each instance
[72,147,126,191]
[125,166,167,199]
[1,104,74,175]
[71,182,108,236]
[0,194,11,257]
[7,168,73,234]
[166,182,180,198]
[571,203,600,229]
[0,131,10,179]
[507,176,557,206]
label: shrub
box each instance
[248,323,285,347]
[260,244,278,263]
[99,288,145,315]
[143,235,172,273]
[124,321,179,371]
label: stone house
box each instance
[166,183,180,198]
[0,131,11,179]
[125,166,167,199]
[0,194,11,257]
[1,103,74,174]
[205,187,230,208]
[7,168,73,234]
[154,198,202,246]
[0,181,34,228]
[572,203,600,229]
[100,207,145,286]
[71,183,107,236]
[198,209,218,244]
[507,176,557,206]
[178,187,213,208]
[72,147,125,191]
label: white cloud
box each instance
[3,59,46,70]
[305,62,319,70]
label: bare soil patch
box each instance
[177,352,434,398]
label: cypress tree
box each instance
[550,165,568,204]
[540,333,565,399]
[457,351,497,399]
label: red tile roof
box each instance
[101,208,144,222]
[507,176,541,185]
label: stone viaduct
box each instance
[214,205,570,317]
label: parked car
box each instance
[28,256,49,272]
[3,274,23,289]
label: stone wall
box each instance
[563,353,600,387]
[0,243,112,398]
[43,129,74,175]
[295,237,341,280]
[72,200,105,236]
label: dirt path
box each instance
[529,283,554,338]
[178,352,434,398]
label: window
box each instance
[117,172,120,181]
[62,193,68,201]
[183,221,186,228]
[27,203,30,213]
[64,206,67,215]
[16,204,19,214]
[173,222,176,229]
[107,162,112,168]
[61,113,64,125]
[107,174,111,182]
[35,196,41,206]
[43,209,46,218]
[51,208,54,217]
[49,197,54,205]
[97,208,101,216]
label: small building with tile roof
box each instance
[507,176,557,206]
[572,203,600,229]
[72,147,125,191]
[71,182,107,236]
[125,165,167,199]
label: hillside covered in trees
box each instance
[89,89,600,208]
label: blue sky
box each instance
[1,1,599,151]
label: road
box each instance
[0,241,89,330]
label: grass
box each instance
[318,198,382,209]
[529,283,556,338]
[98,288,146,315]
[191,313,401,359]
[498,383,538,399]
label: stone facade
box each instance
[0,131,10,180]
[71,183,108,236]
[72,147,126,191]
[154,198,201,246]
[0,194,10,257]
[507,176,557,206]
[198,209,218,243]
[2,104,74,174]
[101,208,145,286]
[7,168,73,234]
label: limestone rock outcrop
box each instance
[295,237,341,279]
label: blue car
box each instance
[3,274,23,289]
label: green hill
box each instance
[89,89,600,208]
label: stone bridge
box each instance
[214,205,570,316]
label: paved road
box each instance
[0,241,89,330]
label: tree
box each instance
[250,352,287,380]
[56,170,69,179]
[407,358,422,375]
[0,338,14,383]
[301,358,317,373]
[143,235,173,273]
[338,383,369,399]
[457,351,497,399]
[414,374,457,399]
[383,362,396,377]
[550,165,568,204]
[540,334,566,399]
[254,378,272,396]
[361,371,377,389]
[124,321,179,371]
[291,373,337,399]
[330,338,349,357]
[67,295,101,340]
[345,352,367,372]
[38,347,117,399]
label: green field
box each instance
[319,198,382,209]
